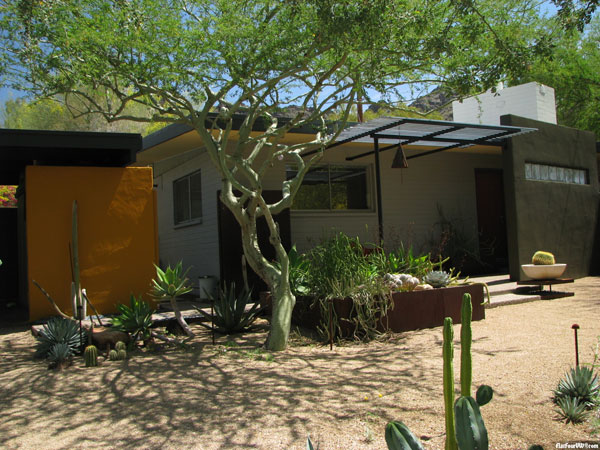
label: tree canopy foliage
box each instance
[0,0,574,350]
[513,13,600,136]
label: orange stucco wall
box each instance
[26,166,158,321]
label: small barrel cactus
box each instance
[84,345,98,367]
[109,349,119,361]
[117,349,127,360]
[115,341,127,352]
[423,270,451,288]
[532,251,555,265]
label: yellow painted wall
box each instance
[26,166,158,321]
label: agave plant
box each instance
[112,295,155,343]
[555,396,590,424]
[196,283,263,334]
[47,342,73,370]
[35,317,82,359]
[151,261,194,337]
[553,366,600,408]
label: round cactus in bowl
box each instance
[531,251,555,265]
[522,250,566,279]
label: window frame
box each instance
[173,169,203,227]
[287,163,374,213]
[524,162,589,186]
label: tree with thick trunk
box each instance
[1,0,570,350]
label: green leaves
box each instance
[112,295,155,342]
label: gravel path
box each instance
[1,277,599,449]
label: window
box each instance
[286,164,370,211]
[173,170,202,225]
[525,162,588,185]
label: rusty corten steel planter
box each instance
[290,284,485,336]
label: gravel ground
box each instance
[1,277,599,450]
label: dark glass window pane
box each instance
[173,177,190,224]
[330,166,368,210]
[190,171,202,220]
[291,166,330,210]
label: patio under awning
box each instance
[303,116,537,242]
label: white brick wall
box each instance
[154,148,221,282]
[285,144,504,255]
[452,82,557,125]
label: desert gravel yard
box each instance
[1,278,599,450]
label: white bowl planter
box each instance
[521,264,567,280]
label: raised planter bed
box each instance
[382,284,485,332]
[289,284,485,336]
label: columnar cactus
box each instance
[461,293,473,397]
[386,293,493,450]
[443,317,458,450]
[84,345,98,367]
[532,251,555,265]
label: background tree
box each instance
[1,94,165,134]
[512,13,600,136]
[0,0,560,350]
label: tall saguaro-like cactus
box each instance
[71,200,84,320]
[386,293,492,450]
[461,293,473,397]
[443,317,458,450]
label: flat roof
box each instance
[312,116,537,161]
[0,128,141,185]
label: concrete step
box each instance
[485,292,542,308]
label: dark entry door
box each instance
[217,191,291,294]
[0,208,19,301]
[474,169,508,272]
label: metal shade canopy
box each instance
[322,116,537,161]
[302,116,537,244]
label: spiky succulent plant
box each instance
[47,343,73,369]
[151,261,192,300]
[555,396,590,424]
[109,349,119,361]
[423,270,451,288]
[553,366,600,408]
[112,295,154,342]
[35,317,82,359]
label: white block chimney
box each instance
[452,82,557,125]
